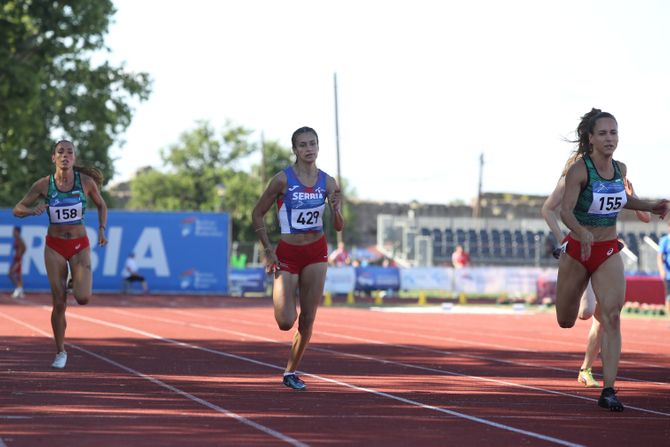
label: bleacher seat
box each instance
[432,228,443,257]
[479,229,491,257]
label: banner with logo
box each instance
[324,266,356,294]
[453,267,544,295]
[0,209,230,294]
[399,267,453,291]
[229,268,267,294]
[355,266,401,292]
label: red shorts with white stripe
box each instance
[276,235,328,274]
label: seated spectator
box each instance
[122,252,149,294]
[329,241,351,266]
[451,245,470,268]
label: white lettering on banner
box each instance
[132,227,170,277]
[0,225,11,273]
[102,227,123,276]
[23,226,47,275]
[194,219,224,237]
[85,227,99,271]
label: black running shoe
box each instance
[598,387,624,412]
[282,373,307,391]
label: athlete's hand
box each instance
[264,247,279,275]
[578,230,594,261]
[32,203,48,216]
[329,189,342,213]
[552,245,562,260]
[623,177,635,196]
[650,199,670,220]
[98,228,108,247]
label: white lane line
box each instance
[0,311,308,447]
[169,308,670,387]
[116,308,670,418]
[57,308,587,447]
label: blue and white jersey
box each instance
[277,167,327,234]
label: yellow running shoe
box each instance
[578,368,601,388]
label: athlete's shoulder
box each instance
[613,159,627,176]
[32,175,51,189]
[565,158,587,179]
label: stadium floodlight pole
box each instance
[474,152,484,218]
[333,72,343,243]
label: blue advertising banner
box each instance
[229,268,267,295]
[355,266,400,292]
[0,209,230,294]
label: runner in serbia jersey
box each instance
[277,166,326,234]
[47,171,87,225]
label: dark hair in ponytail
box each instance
[562,108,617,176]
[53,140,104,186]
[291,127,319,149]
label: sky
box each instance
[105,0,670,204]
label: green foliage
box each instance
[127,120,360,243]
[0,0,151,206]
[128,121,293,241]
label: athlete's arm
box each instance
[326,176,344,232]
[541,176,566,244]
[83,175,108,247]
[252,173,286,270]
[560,160,592,261]
[657,242,667,282]
[623,177,651,223]
[12,177,49,218]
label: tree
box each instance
[128,120,360,244]
[0,1,151,205]
[128,121,291,241]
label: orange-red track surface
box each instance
[1,293,669,447]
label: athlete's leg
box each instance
[69,248,92,305]
[44,246,69,353]
[577,281,596,320]
[555,254,590,328]
[285,262,327,373]
[581,302,603,371]
[273,271,300,331]
[8,262,19,287]
[590,253,626,389]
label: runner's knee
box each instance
[557,318,576,328]
[75,293,90,305]
[276,316,296,331]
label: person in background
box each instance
[12,139,108,369]
[543,157,649,388]
[656,220,670,317]
[9,226,26,299]
[451,244,470,268]
[556,108,668,411]
[328,241,350,266]
[122,252,149,294]
[252,126,344,391]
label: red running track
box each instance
[1,293,669,447]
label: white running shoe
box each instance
[11,288,21,299]
[51,351,67,369]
